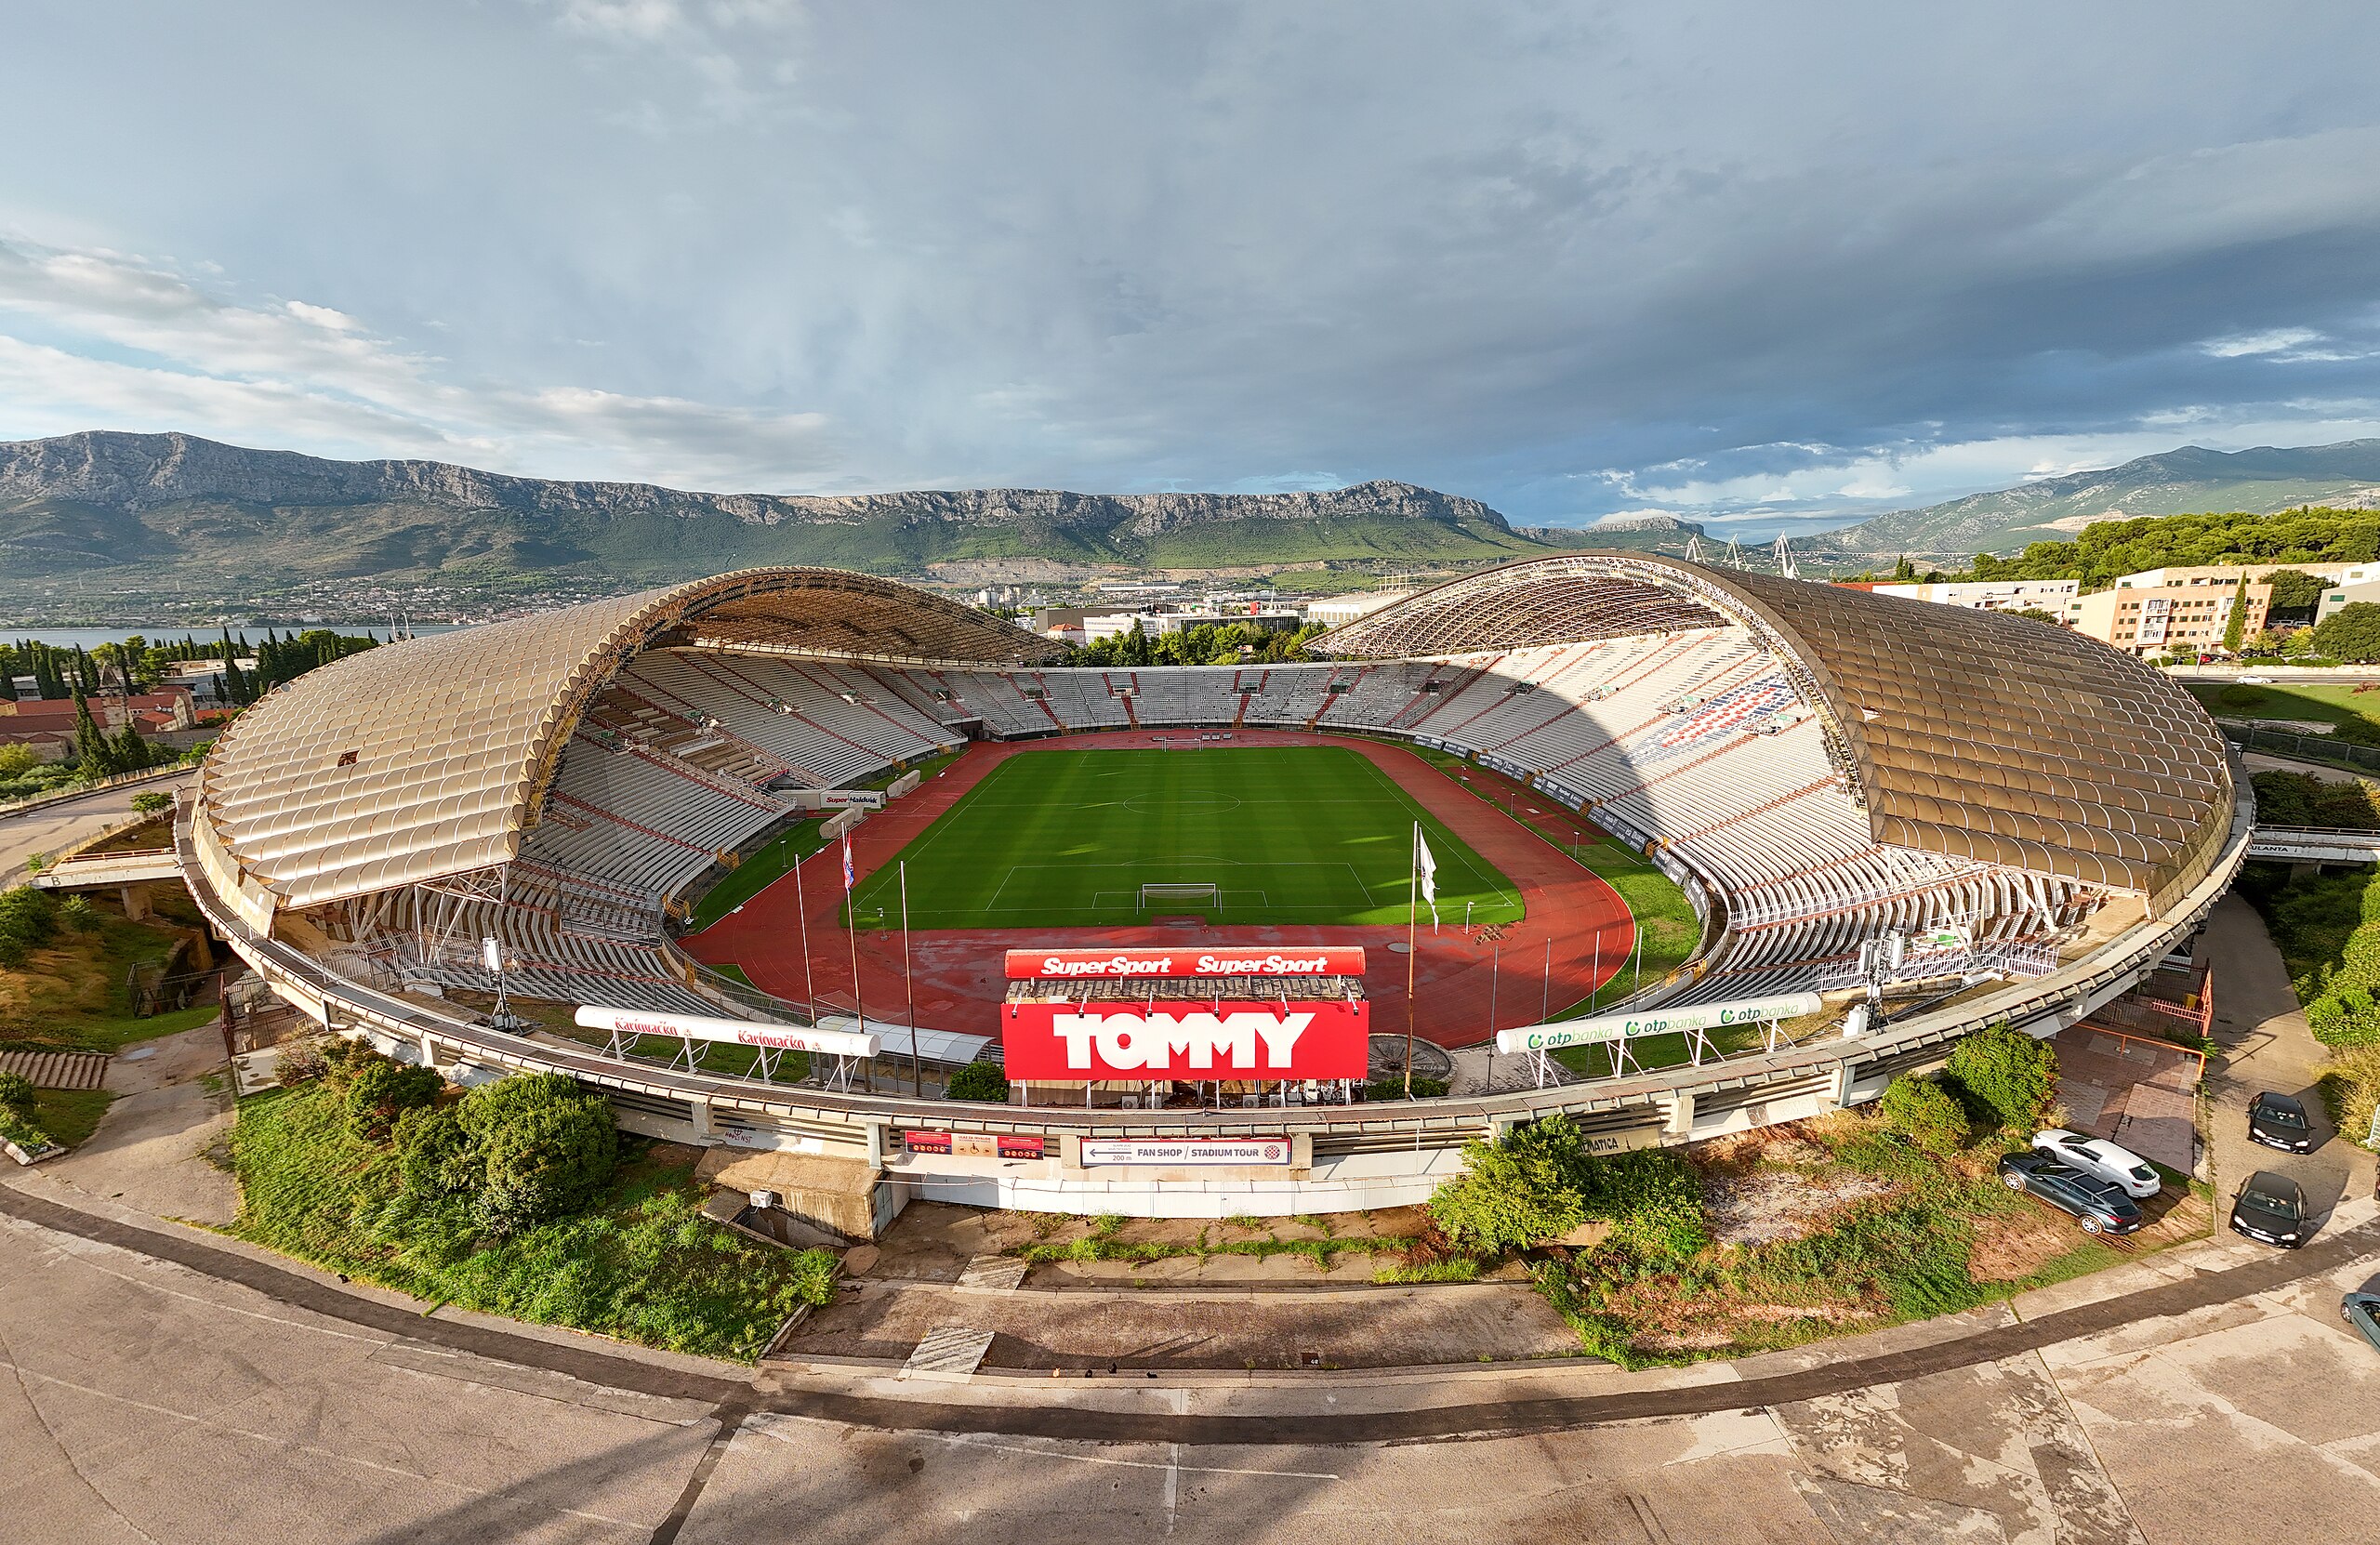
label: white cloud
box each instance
[2202,327,2322,358]
[0,240,840,488]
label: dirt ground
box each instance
[683,730,1636,1049]
[1692,1125,1897,1248]
[789,1276,1587,1370]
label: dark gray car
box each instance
[2247,1091,2314,1154]
[2229,1170,2308,1248]
[2345,1292,2380,1353]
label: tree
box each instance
[2265,568,2327,622]
[70,688,112,777]
[219,627,250,706]
[944,1062,1011,1102]
[2221,574,2249,653]
[1878,1074,1970,1155]
[455,1073,618,1235]
[1426,1116,1590,1252]
[130,790,172,818]
[2314,602,2380,665]
[1943,1022,2058,1131]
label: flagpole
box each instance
[795,839,816,1021]
[843,837,869,1092]
[902,859,920,1095]
[1404,820,1419,1099]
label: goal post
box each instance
[1137,882,1218,910]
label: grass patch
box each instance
[1395,741,1699,1005]
[1519,1113,2209,1367]
[2188,680,2380,733]
[1,889,217,1053]
[687,819,827,931]
[32,1087,115,1148]
[847,746,1525,930]
[224,1084,836,1360]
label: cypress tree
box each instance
[218,627,249,705]
[110,720,150,772]
[71,687,112,776]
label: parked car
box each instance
[2229,1171,2309,1248]
[2239,675,2275,684]
[2248,1091,2316,1154]
[2032,1129,2163,1198]
[2344,1292,2380,1353]
[1998,1151,2145,1235]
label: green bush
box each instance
[1944,1023,2058,1131]
[1427,1116,1591,1252]
[944,1062,1011,1102]
[2308,984,2380,1049]
[0,885,59,967]
[457,1074,618,1236]
[56,894,99,931]
[341,1058,443,1142]
[1579,1148,1709,1259]
[0,1070,36,1118]
[1878,1074,1970,1155]
[2318,1044,2380,1150]
[2216,683,2269,709]
[393,1104,480,1197]
[1365,1076,1450,1100]
[0,1108,53,1153]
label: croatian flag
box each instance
[841,834,856,892]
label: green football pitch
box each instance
[844,746,1526,930]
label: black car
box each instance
[1998,1151,2145,1235]
[2345,1292,2380,1354]
[2229,1170,2309,1248]
[2248,1091,2315,1154]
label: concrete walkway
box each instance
[2199,892,2375,1230]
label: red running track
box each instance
[681,730,1636,1050]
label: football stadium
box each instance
[179,555,2250,1224]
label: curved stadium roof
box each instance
[197,557,2234,920]
[1314,553,2234,908]
[197,569,1067,911]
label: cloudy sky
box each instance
[3,2,2377,532]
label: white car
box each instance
[2238,675,2274,684]
[2032,1129,2162,1198]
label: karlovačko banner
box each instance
[1004,946,1367,981]
[1001,999,1369,1080]
[1490,992,1825,1055]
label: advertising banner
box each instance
[1491,992,1824,1055]
[1080,1137,1293,1168]
[1001,999,1369,1080]
[902,1130,1047,1159]
[818,788,888,810]
[574,1004,879,1060]
[1004,946,1367,981]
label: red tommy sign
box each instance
[1003,947,1367,981]
[1001,999,1369,1080]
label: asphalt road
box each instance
[0,772,191,879]
[5,1183,2377,1544]
[2201,892,2375,1232]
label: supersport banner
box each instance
[1001,999,1370,1080]
[1004,947,1367,981]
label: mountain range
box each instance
[1811,441,2380,557]
[0,432,1539,598]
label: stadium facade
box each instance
[179,558,2249,1224]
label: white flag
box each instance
[1414,825,1439,924]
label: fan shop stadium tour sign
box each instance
[1002,945,1368,1081]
